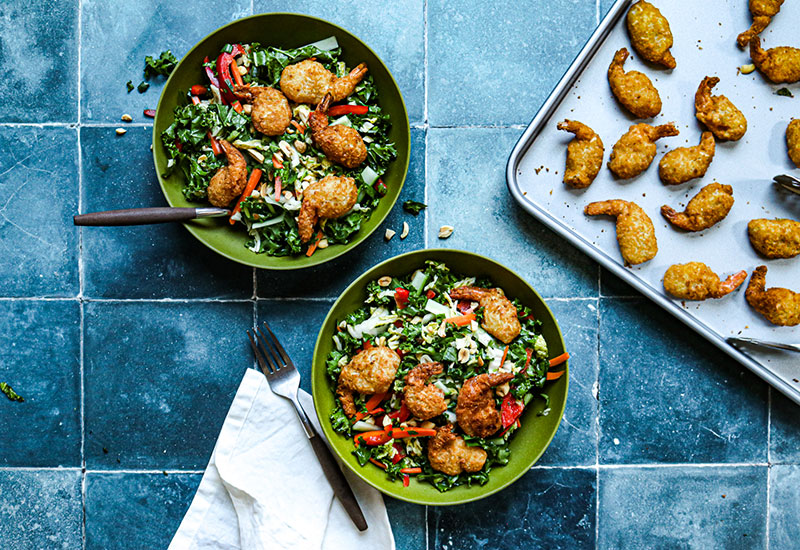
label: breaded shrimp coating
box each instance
[448,286,521,344]
[608,123,679,179]
[737,0,784,48]
[626,0,676,69]
[663,262,747,301]
[233,85,291,136]
[787,119,800,168]
[207,140,247,207]
[309,93,367,169]
[455,372,515,438]
[658,132,716,185]
[661,182,734,232]
[336,346,400,418]
[748,218,800,259]
[297,175,358,243]
[428,424,487,476]
[750,36,800,84]
[403,362,447,421]
[557,120,604,189]
[694,77,747,141]
[608,48,662,118]
[585,200,658,265]
[745,266,800,326]
[279,59,368,105]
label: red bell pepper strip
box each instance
[355,392,387,420]
[272,154,284,169]
[230,59,245,87]
[394,288,410,309]
[546,370,566,381]
[230,43,245,57]
[444,313,475,326]
[174,139,183,152]
[402,475,410,487]
[391,443,405,464]
[143,109,156,118]
[203,56,220,89]
[374,179,387,196]
[191,95,222,156]
[426,290,436,299]
[327,104,369,117]
[354,430,392,447]
[190,84,207,96]
[363,340,373,350]
[549,352,570,367]
[388,401,410,423]
[456,300,475,314]
[229,168,262,224]
[216,52,236,93]
[500,394,524,429]
[190,95,200,106]
[274,176,282,202]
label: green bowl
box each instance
[152,13,410,269]
[311,249,568,505]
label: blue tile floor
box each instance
[0,1,797,549]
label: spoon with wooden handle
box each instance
[74,207,230,226]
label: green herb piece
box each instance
[126,80,134,93]
[144,50,178,78]
[403,200,427,215]
[1,382,24,402]
[776,88,794,98]
[137,81,150,93]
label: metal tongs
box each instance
[774,174,800,196]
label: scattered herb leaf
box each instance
[403,200,427,215]
[776,88,794,98]
[137,81,150,93]
[144,50,178,78]
[126,80,134,93]
[1,382,24,402]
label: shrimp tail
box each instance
[695,76,718,111]
[713,270,748,298]
[585,200,626,217]
[297,199,318,243]
[336,383,357,418]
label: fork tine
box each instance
[261,321,293,367]
[255,325,284,372]
[246,330,274,374]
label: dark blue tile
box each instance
[257,129,425,299]
[427,128,599,299]
[430,467,596,550]
[84,301,253,469]
[0,1,78,122]
[0,127,79,297]
[0,469,82,550]
[81,126,253,299]
[256,299,334,394]
[599,266,640,297]
[598,298,768,464]
[385,497,426,550]
[770,465,800,549]
[85,472,201,550]
[80,0,250,123]
[599,466,767,550]
[539,300,599,466]
[253,0,425,125]
[0,300,80,467]
[770,391,800,464]
[427,0,597,126]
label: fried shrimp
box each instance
[663,262,747,301]
[608,48,662,118]
[207,139,247,207]
[455,372,515,438]
[737,0,784,48]
[585,200,658,265]
[749,36,800,84]
[626,0,676,69]
[745,266,800,326]
[336,346,400,418]
[403,362,447,421]
[557,119,604,189]
[297,175,358,242]
[448,286,521,344]
[233,85,291,136]
[661,182,734,232]
[747,218,800,259]
[279,59,368,105]
[427,424,487,476]
[608,123,679,179]
[658,131,715,185]
[309,93,367,168]
[694,77,747,141]
[787,119,800,168]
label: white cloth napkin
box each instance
[169,368,395,550]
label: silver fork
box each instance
[774,174,800,196]
[247,322,368,531]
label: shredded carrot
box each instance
[549,352,570,367]
[370,458,387,470]
[391,428,436,439]
[546,370,566,381]
[208,133,222,156]
[400,467,422,474]
[272,154,284,169]
[291,120,305,134]
[402,474,410,487]
[305,231,323,257]
[230,59,245,87]
[231,100,244,113]
[500,345,509,366]
[354,392,388,421]
[444,313,476,326]
[354,430,391,447]
[229,168,262,224]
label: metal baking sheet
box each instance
[507,0,800,404]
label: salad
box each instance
[326,261,569,492]
[160,37,397,256]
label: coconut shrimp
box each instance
[608,123,679,179]
[749,36,800,84]
[658,131,715,185]
[661,182,734,232]
[608,48,662,118]
[694,77,747,141]
[279,59,368,105]
[403,362,447,421]
[663,262,747,301]
[233,85,291,136]
[585,200,658,265]
[745,266,800,326]
[336,346,400,418]
[557,119,604,189]
[748,218,800,259]
[427,424,487,476]
[297,175,358,243]
[309,93,368,168]
[207,140,247,207]
[788,119,800,168]
[448,286,521,344]
[626,0,676,69]
[455,372,515,438]
[737,0,784,47]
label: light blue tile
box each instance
[770,465,800,549]
[84,301,253,469]
[80,0,250,123]
[0,469,82,550]
[0,1,78,122]
[0,127,79,297]
[385,498,426,550]
[85,472,201,550]
[770,390,800,464]
[81,126,253,299]
[599,466,767,550]
[598,298,768,464]
[427,0,597,126]
[0,301,80,467]
[427,128,599,298]
[253,0,425,125]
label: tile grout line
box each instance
[766,386,772,549]
[423,2,430,546]
[76,0,86,547]
[594,289,601,550]
[0,295,600,303]
[595,0,601,25]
